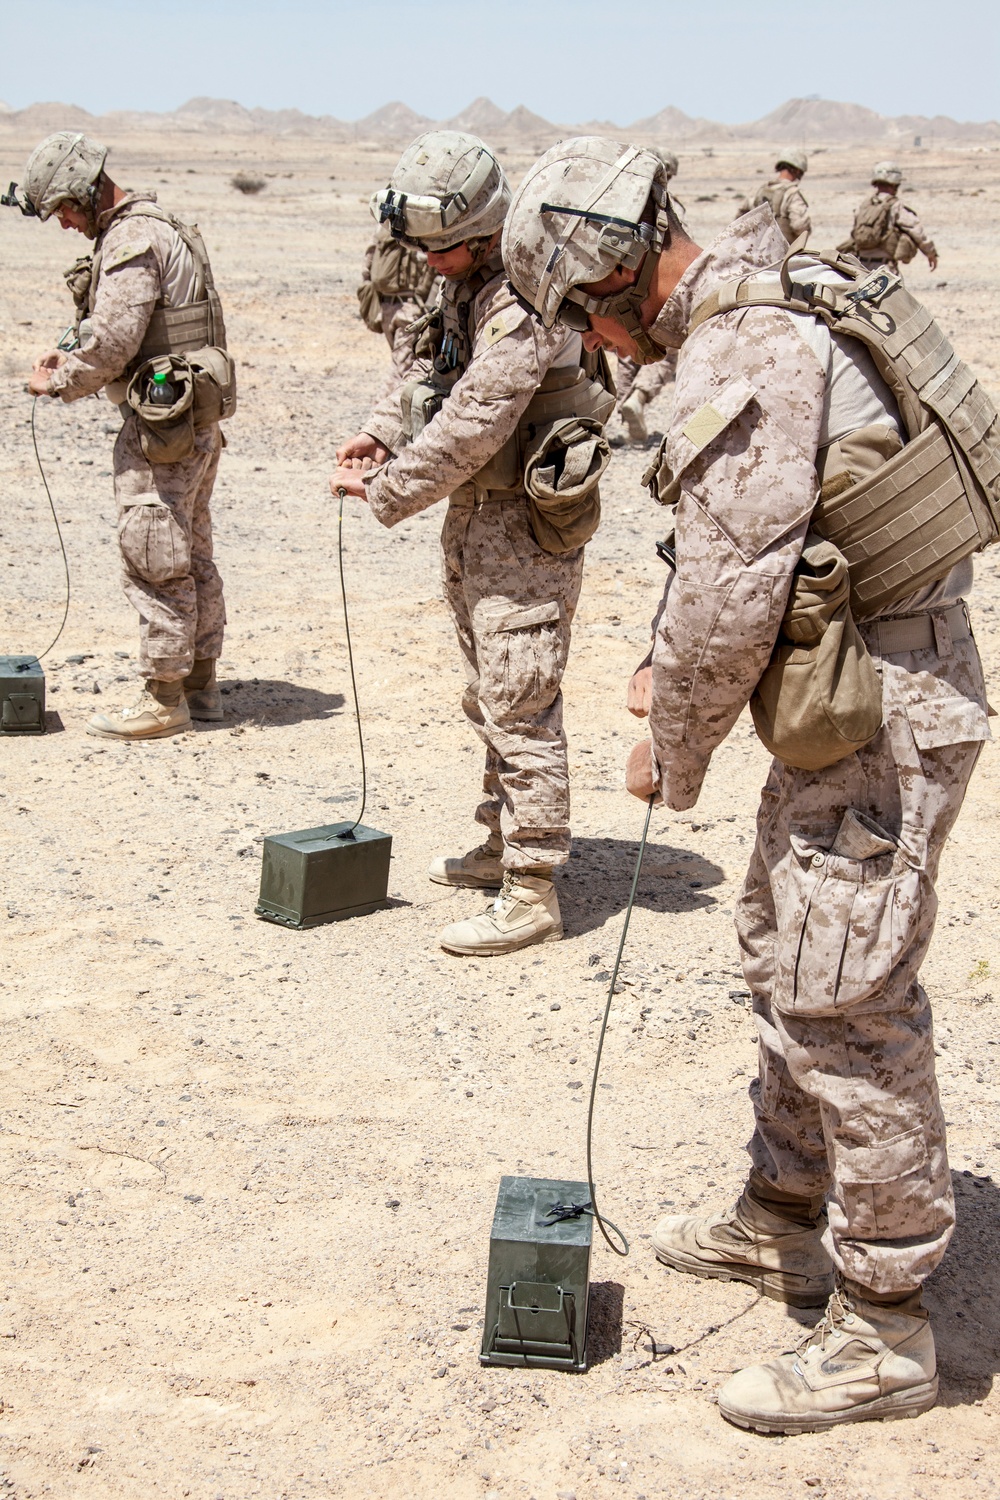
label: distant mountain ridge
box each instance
[0,94,996,144]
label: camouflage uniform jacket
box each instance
[361,266,579,529]
[48,193,191,402]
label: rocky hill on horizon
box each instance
[0,93,996,147]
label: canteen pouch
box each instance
[523,416,611,554]
[126,354,196,464]
[751,532,883,770]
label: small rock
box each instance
[549,1002,561,1011]
[431,1365,447,1378]
[184,1195,203,1203]
[567,1081,583,1089]
[385,1197,401,1210]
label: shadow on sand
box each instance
[557,833,726,939]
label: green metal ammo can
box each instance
[480,1175,593,1372]
[0,655,45,734]
[255,820,392,928]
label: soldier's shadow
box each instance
[201,678,346,730]
[925,1169,1000,1406]
[557,835,725,938]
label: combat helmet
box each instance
[872,160,903,187]
[775,147,808,176]
[372,130,510,261]
[502,137,672,362]
[21,131,108,229]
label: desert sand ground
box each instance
[1,130,999,1500]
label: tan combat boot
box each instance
[87,679,191,740]
[438,871,562,955]
[620,391,648,444]
[718,1279,938,1435]
[428,834,504,889]
[651,1172,833,1308]
[183,658,223,721]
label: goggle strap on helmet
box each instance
[440,146,497,228]
[533,145,645,319]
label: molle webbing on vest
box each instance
[816,425,986,617]
[687,252,1000,614]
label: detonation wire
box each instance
[585,793,656,1257]
[336,487,367,839]
[30,395,71,661]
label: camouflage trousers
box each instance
[441,488,583,872]
[737,621,988,1294]
[617,351,677,408]
[113,414,226,681]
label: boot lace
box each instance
[798,1279,852,1354]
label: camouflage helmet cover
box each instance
[775,146,808,175]
[502,136,671,332]
[23,131,108,220]
[371,130,511,248]
[871,159,903,187]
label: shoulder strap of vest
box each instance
[687,246,864,338]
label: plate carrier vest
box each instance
[401,252,615,497]
[684,248,1000,618]
[67,199,228,379]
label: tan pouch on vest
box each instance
[187,346,237,426]
[750,532,883,770]
[523,416,611,554]
[357,280,384,333]
[126,355,196,464]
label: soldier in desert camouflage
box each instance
[357,221,439,394]
[332,131,614,956]
[842,160,938,275]
[505,137,989,1432]
[20,131,230,740]
[739,146,812,244]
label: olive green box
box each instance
[255,820,392,928]
[0,655,45,734]
[480,1175,593,1372]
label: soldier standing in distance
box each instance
[742,147,812,244]
[332,132,614,957]
[504,136,991,1433]
[842,161,938,275]
[18,132,230,739]
[357,220,439,395]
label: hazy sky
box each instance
[2,0,998,125]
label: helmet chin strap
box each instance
[599,250,664,364]
[461,233,498,273]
